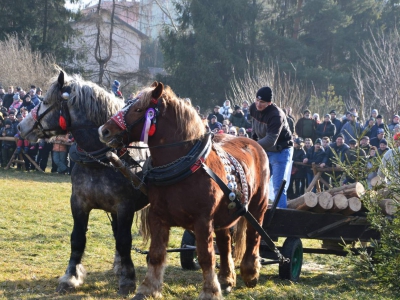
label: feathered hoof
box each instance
[131,293,149,300]
[118,282,136,296]
[244,277,258,288]
[56,282,76,294]
[220,283,233,294]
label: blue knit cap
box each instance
[114,80,120,87]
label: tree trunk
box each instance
[312,192,333,213]
[326,182,365,198]
[378,199,397,216]
[340,197,362,216]
[329,194,348,213]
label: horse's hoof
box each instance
[131,293,148,300]
[118,282,136,296]
[220,283,233,294]
[244,277,258,288]
[56,282,75,294]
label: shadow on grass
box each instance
[0,267,149,299]
[0,168,71,184]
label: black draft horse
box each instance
[18,71,148,295]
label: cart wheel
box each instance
[180,230,199,270]
[279,237,303,282]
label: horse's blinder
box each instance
[111,97,161,145]
[30,86,72,138]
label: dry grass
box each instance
[0,168,396,299]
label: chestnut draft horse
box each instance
[99,82,269,300]
[18,71,149,295]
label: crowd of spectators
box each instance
[203,99,400,199]
[0,85,73,174]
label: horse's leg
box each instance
[56,195,88,293]
[195,220,222,300]
[115,206,136,295]
[215,228,236,293]
[240,194,266,288]
[110,213,122,276]
[133,211,169,300]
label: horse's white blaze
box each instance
[136,263,165,298]
[199,269,223,300]
[58,264,87,287]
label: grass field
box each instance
[0,168,397,300]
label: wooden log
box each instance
[340,197,362,216]
[379,199,397,216]
[329,194,348,213]
[287,192,318,211]
[0,137,17,142]
[370,176,383,187]
[312,192,333,213]
[326,182,365,198]
[106,151,148,196]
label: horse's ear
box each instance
[152,82,164,100]
[150,81,158,88]
[58,71,65,89]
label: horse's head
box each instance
[99,81,164,148]
[19,70,123,143]
[18,70,73,142]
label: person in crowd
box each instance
[366,146,379,189]
[17,88,27,102]
[229,105,250,128]
[29,89,40,106]
[370,128,385,148]
[304,138,313,152]
[303,138,326,192]
[207,105,224,124]
[2,86,15,109]
[1,119,17,167]
[340,112,363,143]
[313,113,321,125]
[365,109,379,127]
[343,139,366,184]
[52,134,70,174]
[377,133,400,183]
[219,100,233,120]
[364,117,377,139]
[329,133,349,185]
[320,136,333,190]
[378,139,390,156]
[388,115,400,133]
[341,111,351,127]
[283,108,295,134]
[376,114,389,135]
[9,93,21,113]
[238,127,248,138]
[288,137,306,198]
[208,115,222,132]
[36,87,43,101]
[35,139,52,172]
[241,101,250,120]
[286,107,296,124]
[0,86,5,100]
[228,127,237,136]
[221,124,229,134]
[112,80,123,99]
[360,136,372,154]
[393,124,400,135]
[316,114,336,140]
[250,86,293,208]
[7,111,19,132]
[330,110,342,141]
[295,109,317,140]
[21,95,35,112]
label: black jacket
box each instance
[250,103,293,152]
[292,147,306,179]
[316,121,336,139]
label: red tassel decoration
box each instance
[148,124,156,136]
[59,116,67,130]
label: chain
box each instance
[275,248,290,263]
[79,147,117,168]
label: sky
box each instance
[65,0,98,11]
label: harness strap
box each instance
[201,163,289,263]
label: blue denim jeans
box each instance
[53,151,68,173]
[267,147,294,208]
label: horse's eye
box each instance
[136,109,142,112]
[42,101,49,105]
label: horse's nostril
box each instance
[102,129,110,137]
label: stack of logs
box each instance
[287,182,397,216]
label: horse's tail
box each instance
[233,217,247,264]
[138,205,151,246]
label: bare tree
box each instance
[229,63,307,119]
[354,28,400,120]
[0,34,56,91]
